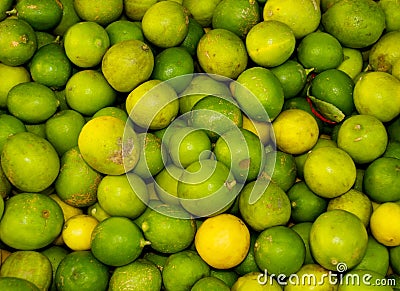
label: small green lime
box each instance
[105,20,144,45]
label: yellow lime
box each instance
[370,203,400,247]
[49,194,83,222]
[62,214,99,251]
[73,0,123,26]
[337,47,364,80]
[0,63,30,108]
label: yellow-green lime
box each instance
[105,20,144,46]
[0,0,13,21]
[337,47,364,80]
[52,0,81,36]
[182,0,222,27]
[291,222,316,265]
[0,63,30,108]
[369,31,400,74]
[384,140,400,159]
[87,202,111,222]
[191,277,230,291]
[73,0,123,26]
[0,161,12,198]
[92,106,128,122]
[231,272,283,290]
[0,114,26,153]
[154,164,184,205]
[123,0,157,21]
[180,17,205,56]
[379,0,400,32]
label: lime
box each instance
[45,109,86,156]
[142,251,168,271]
[233,66,284,121]
[35,30,63,49]
[242,115,271,145]
[52,0,81,36]
[65,70,117,116]
[141,1,189,48]
[7,81,58,124]
[263,0,321,39]
[154,164,184,205]
[212,0,260,39]
[337,269,393,291]
[369,31,400,74]
[0,18,37,66]
[180,17,205,56]
[101,40,154,92]
[197,28,248,79]
[286,264,340,290]
[363,157,400,203]
[41,245,69,291]
[297,31,343,73]
[231,272,282,290]
[14,0,63,31]
[388,116,400,143]
[246,20,296,68]
[337,47,364,80]
[310,209,368,270]
[105,20,144,46]
[234,232,262,275]
[384,140,400,159]
[162,250,210,291]
[55,251,109,291]
[379,0,400,32]
[287,181,328,223]
[92,106,128,122]
[291,222,316,265]
[1,132,60,192]
[282,96,324,131]
[126,79,179,130]
[304,147,356,198]
[73,0,123,26]
[62,214,99,251]
[91,216,149,266]
[370,202,400,247]
[272,109,319,155]
[238,179,291,231]
[254,225,305,277]
[123,0,157,21]
[192,277,230,290]
[108,259,162,291]
[270,60,308,99]
[390,245,400,274]
[0,166,12,199]
[337,114,388,164]
[321,0,386,48]
[0,63,30,108]
[0,0,13,21]
[55,147,101,208]
[78,116,140,175]
[49,193,83,222]
[0,114,26,153]
[195,213,250,269]
[182,0,222,27]
[210,269,239,288]
[0,277,40,291]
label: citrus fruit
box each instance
[304,147,356,198]
[101,39,154,92]
[162,250,210,291]
[49,194,83,222]
[45,109,86,156]
[167,127,212,168]
[337,269,393,291]
[0,250,52,290]
[0,18,37,66]
[54,146,101,208]
[233,66,284,121]
[353,235,390,276]
[78,116,140,175]
[369,31,400,74]
[254,225,306,276]
[246,20,296,68]
[63,21,110,68]
[0,193,63,250]
[238,179,291,231]
[182,0,221,27]
[154,164,184,205]
[390,245,400,274]
[0,167,9,198]
[284,263,338,290]
[105,19,144,46]
[35,32,56,50]
[388,116,400,143]
[327,189,372,227]
[212,0,260,39]
[138,203,197,253]
[0,63,30,108]
[188,94,243,141]
[270,60,308,99]
[0,277,40,291]
[52,0,81,36]
[384,141,400,160]
[108,259,162,291]
[263,0,321,39]
[231,272,282,290]
[1,132,60,192]
[73,0,123,26]
[180,17,205,56]
[13,0,63,31]
[310,209,368,270]
[141,1,189,48]
[65,70,117,116]
[370,202,400,247]
[92,106,128,122]
[0,113,26,153]
[321,0,386,48]
[0,0,13,21]
[123,0,157,20]
[272,109,319,155]
[379,0,400,32]
[90,216,149,266]
[62,214,99,251]
[7,81,59,124]
[337,47,364,80]
[297,31,343,73]
[234,232,262,275]
[29,43,72,89]
[337,114,388,164]
[126,79,179,130]
[195,213,250,269]
[291,222,316,265]
[210,270,239,288]
[192,277,230,290]
[41,246,70,291]
[242,115,271,145]
[262,150,297,192]
[197,28,248,79]
[55,250,109,291]
[287,181,328,223]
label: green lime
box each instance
[87,202,111,222]
[0,0,13,21]
[29,43,72,89]
[162,250,210,291]
[288,181,328,223]
[297,31,343,73]
[233,66,284,121]
[234,232,261,275]
[254,225,305,277]
[91,216,149,267]
[0,164,12,198]
[180,17,205,56]
[379,0,400,32]
[73,0,123,26]
[182,0,222,27]
[337,47,364,80]
[291,222,316,265]
[154,164,184,205]
[390,245,400,275]
[41,245,69,291]
[0,277,40,291]
[35,31,56,48]
[0,114,26,153]
[97,173,148,219]
[191,277,230,291]
[92,106,128,122]
[212,0,260,39]
[387,116,400,143]
[105,19,144,46]
[25,123,47,138]
[284,263,338,290]
[45,109,86,156]
[210,270,239,288]
[142,1,189,48]
[0,63,30,108]
[52,0,81,36]
[238,179,291,231]
[143,252,168,271]
[0,18,37,66]
[384,141,400,159]
[369,30,400,74]
[64,21,110,68]
[108,259,162,291]
[197,28,248,79]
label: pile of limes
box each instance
[0,0,400,290]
